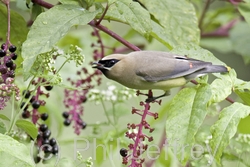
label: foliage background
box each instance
[0,0,250,167]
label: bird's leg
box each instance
[145,90,170,103]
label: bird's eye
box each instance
[108,60,116,66]
[105,59,119,67]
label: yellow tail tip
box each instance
[226,66,231,72]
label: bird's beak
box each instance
[92,61,103,69]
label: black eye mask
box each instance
[99,59,120,68]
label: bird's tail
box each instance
[204,65,230,74]
[185,65,230,79]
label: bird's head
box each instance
[92,54,126,73]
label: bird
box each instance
[92,51,229,102]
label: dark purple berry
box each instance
[49,138,57,146]
[11,53,18,60]
[80,96,87,103]
[120,148,128,157]
[22,111,30,119]
[0,50,6,57]
[52,145,59,154]
[9,45,16,52]
[30,96,35,103]
[20,102,28,110]
[22,90,31,99]
[40,124,48,132]
[41,113,48,121]
[37,131,42,139]
[32,101,40,109]
[6,59,13,67]
[42,138,50,145]
[10,63,16,70]
[0,66,7,74]
[62,112,69,119]
[81,122,87,129]
[8,70,15,78]
[34,156,41,163]
[44,146,53,153]
[64,119,71,126]
[44,85,53,91]
[1,43,6,50]
[43,129,51,139]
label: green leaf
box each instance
[16,120,38,139]
[0,133,35,167]
[209,69,235,104]
[140,0,200,46]
[0,121,6,134]
[210,103,250,165]
[150,20,177,49]
[22,5,102,79]
[108,0,152,37]
[0,4,28,45]
[238,2,250,27]
[0,114,10,121]
[234,80,250,106]
[229,22,250,64]
[165,84,211,164]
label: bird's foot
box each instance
[145,91,170,103]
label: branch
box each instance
[89,20,140,51]
[199,0,211,31]
[31,0,53,9]
[201,18,239,37]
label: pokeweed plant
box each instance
[0,0,250,167]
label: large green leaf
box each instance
[0,133,35,167]
[0,114,10,121]
[209,69,235,104]
[229,22,250,64]
[0,121,6,134]
[238,2,250,27]
[16,120,38,139]
[234,79,250,106]
[106,0,151,37]
[0,4,28,46]
[140,0,200,46]
[165,84,211,164]
[22,5,101,79]
[210,103,250,165]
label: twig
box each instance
[89,20,140,51]
[95,3,109,25]
[199,0,211,31]
[201,18,239,37]
[31,0,53,9]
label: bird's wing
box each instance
[135,55,211,82]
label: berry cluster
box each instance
[35,124,59,163]
[63,29,105,135]
[21,89,45,120]
[0,43,20,110]
[0,43,17,83]
[20,78,58,163]
[121,90,160,166]
[63,67,101,135]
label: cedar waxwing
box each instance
[92,51,229,102]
